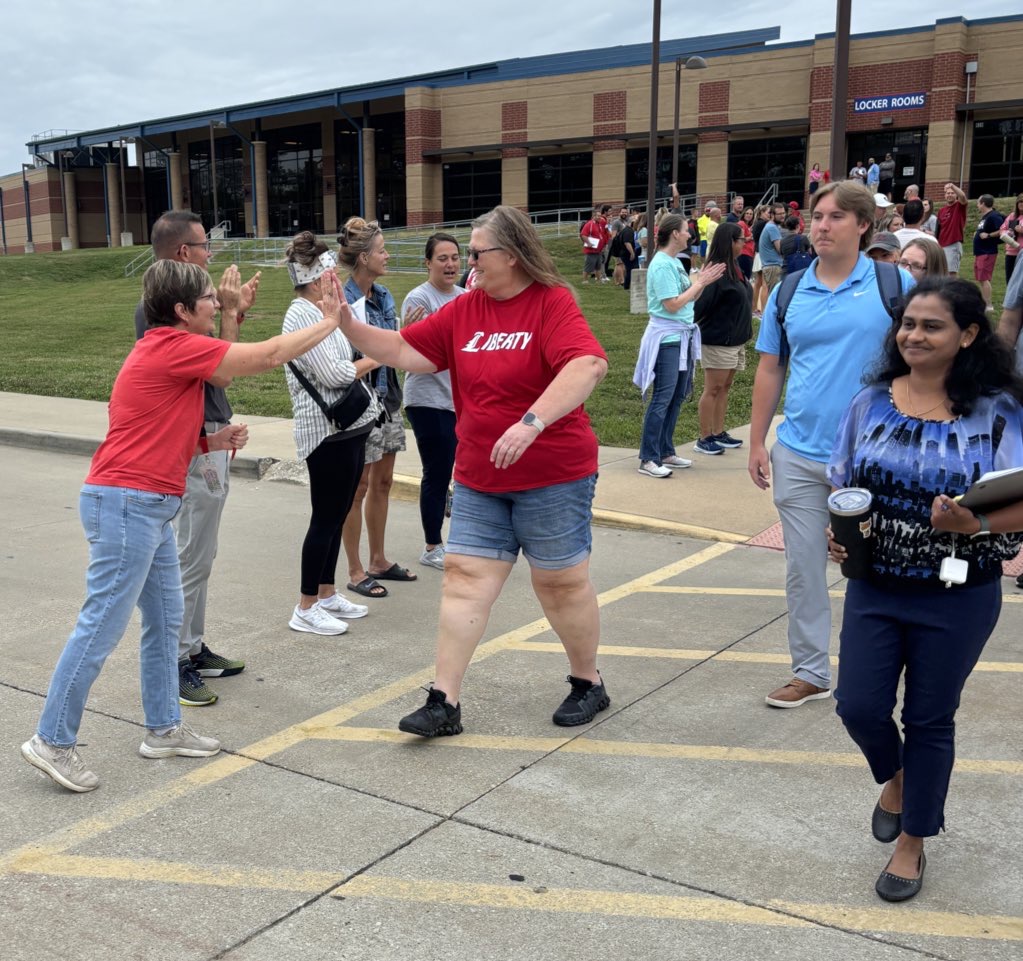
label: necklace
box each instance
[903,379,949,418]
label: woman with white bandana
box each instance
[282,232,381,636]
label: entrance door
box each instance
[847,128,928,198]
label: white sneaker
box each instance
[420,545,446,571]
[21,735,100,792]
[662,455,693,469]
[139,722,220,759]
[289,604,348,635]
[638,461,672,478]
[317,592,368,620]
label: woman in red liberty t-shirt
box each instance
[22,261,346,794]
[334,206,611,738]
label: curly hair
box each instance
[869,278,1023,416]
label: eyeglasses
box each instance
[467,246,503,260]
[897,260,926,274]
[197,292,219,303]
[183,240,212,253]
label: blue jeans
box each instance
[447,473,597,569]
[639,341,694,464]
[835,577,1000,836]
[37,485,184,746]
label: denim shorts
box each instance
[447,473,597,569]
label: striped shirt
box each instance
[282,297,379,460]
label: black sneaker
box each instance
[398,688,463,737]
[552,675,610,726]
[1016,573,1023,590]
[714,431,744,449]
[190,643,245,678]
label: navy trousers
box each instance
[834,577,1001,837]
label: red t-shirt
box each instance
[87,327,231,495]
[401,284,607,493]
[581,218,608,254]
[937,201,967,247]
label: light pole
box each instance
[209,120,225,228]
[644,0,662,266]
[671,55,706,198]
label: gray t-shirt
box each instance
[133,300,232,423]
[400,282,465,410]
[1005,266,1023,374]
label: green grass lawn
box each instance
[0,206,1012,450]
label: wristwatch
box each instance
[521,412,545,433]
[971,513,991,537]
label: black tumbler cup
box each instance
[828,487,873,580]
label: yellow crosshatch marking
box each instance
[4,538,1021,949]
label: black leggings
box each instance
[405,406,457,545]
[301,433,366,596]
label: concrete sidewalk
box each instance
[0,391,781,544]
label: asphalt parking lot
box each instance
[2,446,1021,961]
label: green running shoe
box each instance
[190,643,245,678]
[179,662,218,707]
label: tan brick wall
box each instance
[502,153,528,210]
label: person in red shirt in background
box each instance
[788,200,806,234]
[335,205,610,738]
[22,261,348,793]
[937,183,968,276]
[580,204,611,284]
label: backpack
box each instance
[775,260,903,366]
[609,229,623,258]
[781,235,814,275]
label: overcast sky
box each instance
[0,1,1010,176]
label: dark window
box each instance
[372,112,406,228]
[969,118,1023,198]
[528,153,593,214]
[625,145,696,205]
[443,158,502,221]
[846,129,927,197]
[335,125,361,225]
[142,150,170,235]
[728,136,807,205]
[188,137,246,235]
[266,123,323,236]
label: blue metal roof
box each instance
[28,27,780,156]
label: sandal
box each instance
[346,576,388,598]
[368,563,418,582]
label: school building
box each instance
[2,14,1021,253]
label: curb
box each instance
[0,428,753,543]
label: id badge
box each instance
[200,455,224,495]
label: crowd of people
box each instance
[21,179,1023,907]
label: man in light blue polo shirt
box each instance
[748,181,914,708]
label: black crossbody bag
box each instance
[287,363,373,431]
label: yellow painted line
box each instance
[589,508,750,543]
[336,876,1023,942]
[646,584,1023,606]
[0,754,254,874]
[768,899,1023,942]
[308,726,1023,776]
[505,640,1023,673]
[339,876,807,928]
[1,543,734,872]
[8,853,337,893]
[8,854,1019,942]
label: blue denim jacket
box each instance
[343,276,399,406]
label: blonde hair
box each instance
[142,260,208,328]
[902,238,947,278]
[336,217,383,271]
[809,181,876,251]
[472,206,573,297]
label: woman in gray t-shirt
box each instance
[401,233,467,571]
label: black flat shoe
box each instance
[875,851,925,902]
[872,800,902,843]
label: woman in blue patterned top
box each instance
[827,278,1023,903]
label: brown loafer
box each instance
[765,678,831,708]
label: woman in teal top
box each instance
[632,214,724,477]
